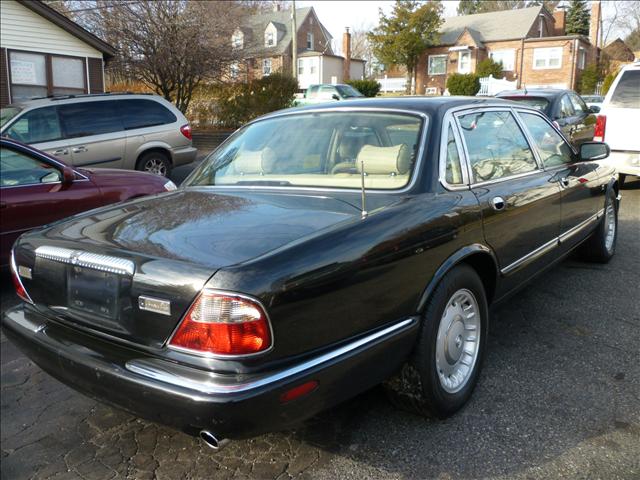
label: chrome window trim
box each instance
[452,106,544,187]
[127,317,417,395]
[35,246,135,276]
[165,288,275,360]
[183,107,429,195]
[439,111,471,191]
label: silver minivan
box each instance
[0,93,197,177]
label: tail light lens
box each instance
[10,252,33,304]
[169,291,271,356]
[594,115,606,142]
[180,124,192,140]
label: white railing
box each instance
[477,74,517,96]
[376,76,407,93]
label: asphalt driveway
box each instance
[1,184,639,480]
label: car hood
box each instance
[34,189,360,269]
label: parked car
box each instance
[581,94,604,113]
[3,97,619,449]
[0,93,197,177]
[593,61,640,185]
[0,137,176,267]
[496,88,597,147]
[293,83,364,106]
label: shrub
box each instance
[475,58,504,79]
[601,68,619,96]
[346,79,381,97]
[578,63,601,94]
[446,73,481,96]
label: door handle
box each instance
[53,148,68,155]
[560,177,570,188]
[491,196,506,211]
[72,146,88,153]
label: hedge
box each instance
[446,73,481,96]
[345,79,381,97]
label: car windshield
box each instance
[502,97,550,113]
[0,107,22,127]
[336,85,364,98]
[185,111,424,190]
[610,70,640,108]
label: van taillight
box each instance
[169,290,271,356]
[594,115,606,142]
[180,124,192,140]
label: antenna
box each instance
[360,159,367,218]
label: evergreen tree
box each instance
[565,0,590,36]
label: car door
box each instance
[516,109,603,251]
[2,106,71,162]
[57,100,125,168]
[0,145,103,265]
[455,108,562,291]
[567,92,596,146]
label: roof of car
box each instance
[496,89,569,98]
[7,92,159,109]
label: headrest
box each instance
[356,144,411,175]
[233,147,276,174]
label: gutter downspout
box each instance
[569,38,576,90]
[518,38,525,89]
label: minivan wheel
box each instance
[384,264,488,418]
[137,151,172,177]
[579,189,618,263]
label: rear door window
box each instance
[118,99,177,130]
[59,101,123,138]
[610,70,640,108]
[4,107,62,144]
[444,125,464,185]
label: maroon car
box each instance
[0,138,176,267]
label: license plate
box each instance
[67,266,119,319]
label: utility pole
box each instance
[291,0,297,80]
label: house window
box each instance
[458,51,471,74]
[533,47,562,69]
[9,51,86,102]
[265,31,275,47]
[307,32,314,50]
[310,61,317,74]
[428,55,447,75]
[489,49,515,71]
[263,58,272,76]
[230,62,239,80]
[578,47,586,70]
[298,58,304,75]
[232,32,243,49]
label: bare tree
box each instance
[350,25,380,78]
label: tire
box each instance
[384,264,488,418]
[579,189,618,263]
[136,151,172,177]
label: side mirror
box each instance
[61,166,75,189]
[332,94,340,101]
[589,105,601,114]
[579,142,610,161]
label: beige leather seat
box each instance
[231,147,277,175]
[356,144,412,176]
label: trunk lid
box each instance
[14,189,359,348]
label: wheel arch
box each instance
[136,146,173,169]
[417,244,499,313]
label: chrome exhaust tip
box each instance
[199,430,229,451]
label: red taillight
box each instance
[180,124,192,140]
[594,115,606,142]
[169,291,271,356]
[10,254,32,304]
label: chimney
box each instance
[590,0,601,47]
[343,27,351,82]
[553,10,566,36]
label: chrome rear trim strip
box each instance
[559,209,603,244]
[126,317,417,395]
[35,246,135,276]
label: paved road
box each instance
[1,184,639,480]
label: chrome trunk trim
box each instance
[35,246,135,276]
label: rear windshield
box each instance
[185,111,424,190]
[336,85,364,98]
[1,107,21,127]
[610,70,640,108]
[581,95,603,103]
[502,97,550,112]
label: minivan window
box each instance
[4,107,62,144]
[610,70,640,108]
[59,101,123,138]
[118,99,177,130]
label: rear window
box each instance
[502,96,550,113]
[118,99,177,130]
[610,70,640,108]
[59,101,123,138]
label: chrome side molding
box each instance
[35,246,135,276]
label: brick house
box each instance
[0,0,115,107]
[229,7,364,89]
[413,3,601,95]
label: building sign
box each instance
[10,60,38,85]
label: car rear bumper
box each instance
[171,146,198,167]
[608,150,640,176]
[2,304,418,439]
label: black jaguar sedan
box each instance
[3,97,620,450]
